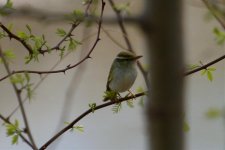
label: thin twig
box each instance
[0,22,33,54]
[39,22,80,54]
[185,54,225,75]
[0,114,33,148]
[0,47,37,150]
[39,91,146,150]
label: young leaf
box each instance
[74,125,84,132]
[201,69,207,75]
[56,28,67,37]
[104,91,117,100]
[17,31,29,40]
[7,23,13,32]
[88,103,96,113]
[112,103,122,113]
[126,99,134,108]
[26,24,32,34]
[205,107,221,119]
[68,39,76,51]
[183,121,190,132]
[207,67,216,71]
[207,70,213,81]
[138,96,144,107]
[12,135,19,145]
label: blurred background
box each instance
[0,0,224,150]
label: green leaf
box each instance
[114,2,131,15]
[17,31,29,40]
[201,69,207,75]
[213,27,225,45]
[7,23,13,32]
[207,70,213,81]
[0,0,13,16]
[12,135,19,145]
[0,49,16,63]
[136,86,144,93]
[187,64,200,70]
[183,121,190,132]
[112,103,122,113]
[88,103,96,113]
[5,0,13,8]
[104,91,117,100]
[10,74,25,85]
[26,24,32,34]
[205,108,222,119]
[138,96,144,107]
[207,67,216,71]
[56,28,67,37]
[74,125,84,132]
[26,83,33,101]
[126,99,134,108]
[66,10,84,22]
[14,119,19,128]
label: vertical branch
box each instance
[141,0,184,150]
[0,47,38,150]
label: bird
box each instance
[103,51,142,101]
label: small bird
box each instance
[103,51,142,101]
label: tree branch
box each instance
[0,6,138,24]
[0,22,33,54]
[0,0,105,82]
[39,91,146,150]
[185,54,225,75]
[0,47,37,149]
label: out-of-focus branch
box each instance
[0,47,37,150]
[0,6,138,24]
[202,0,225,29]
[39,91,146,150]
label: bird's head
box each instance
[116,51,142,61]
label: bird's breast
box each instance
[109,66,137,93]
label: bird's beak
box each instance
[133,55,142,60]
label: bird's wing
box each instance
[106,61,116,91]
[106,69,112,91]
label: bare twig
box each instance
[39,91,146,150]
[0,114,33,148]
[0,48,37,149]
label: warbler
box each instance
[103,51,142,101]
